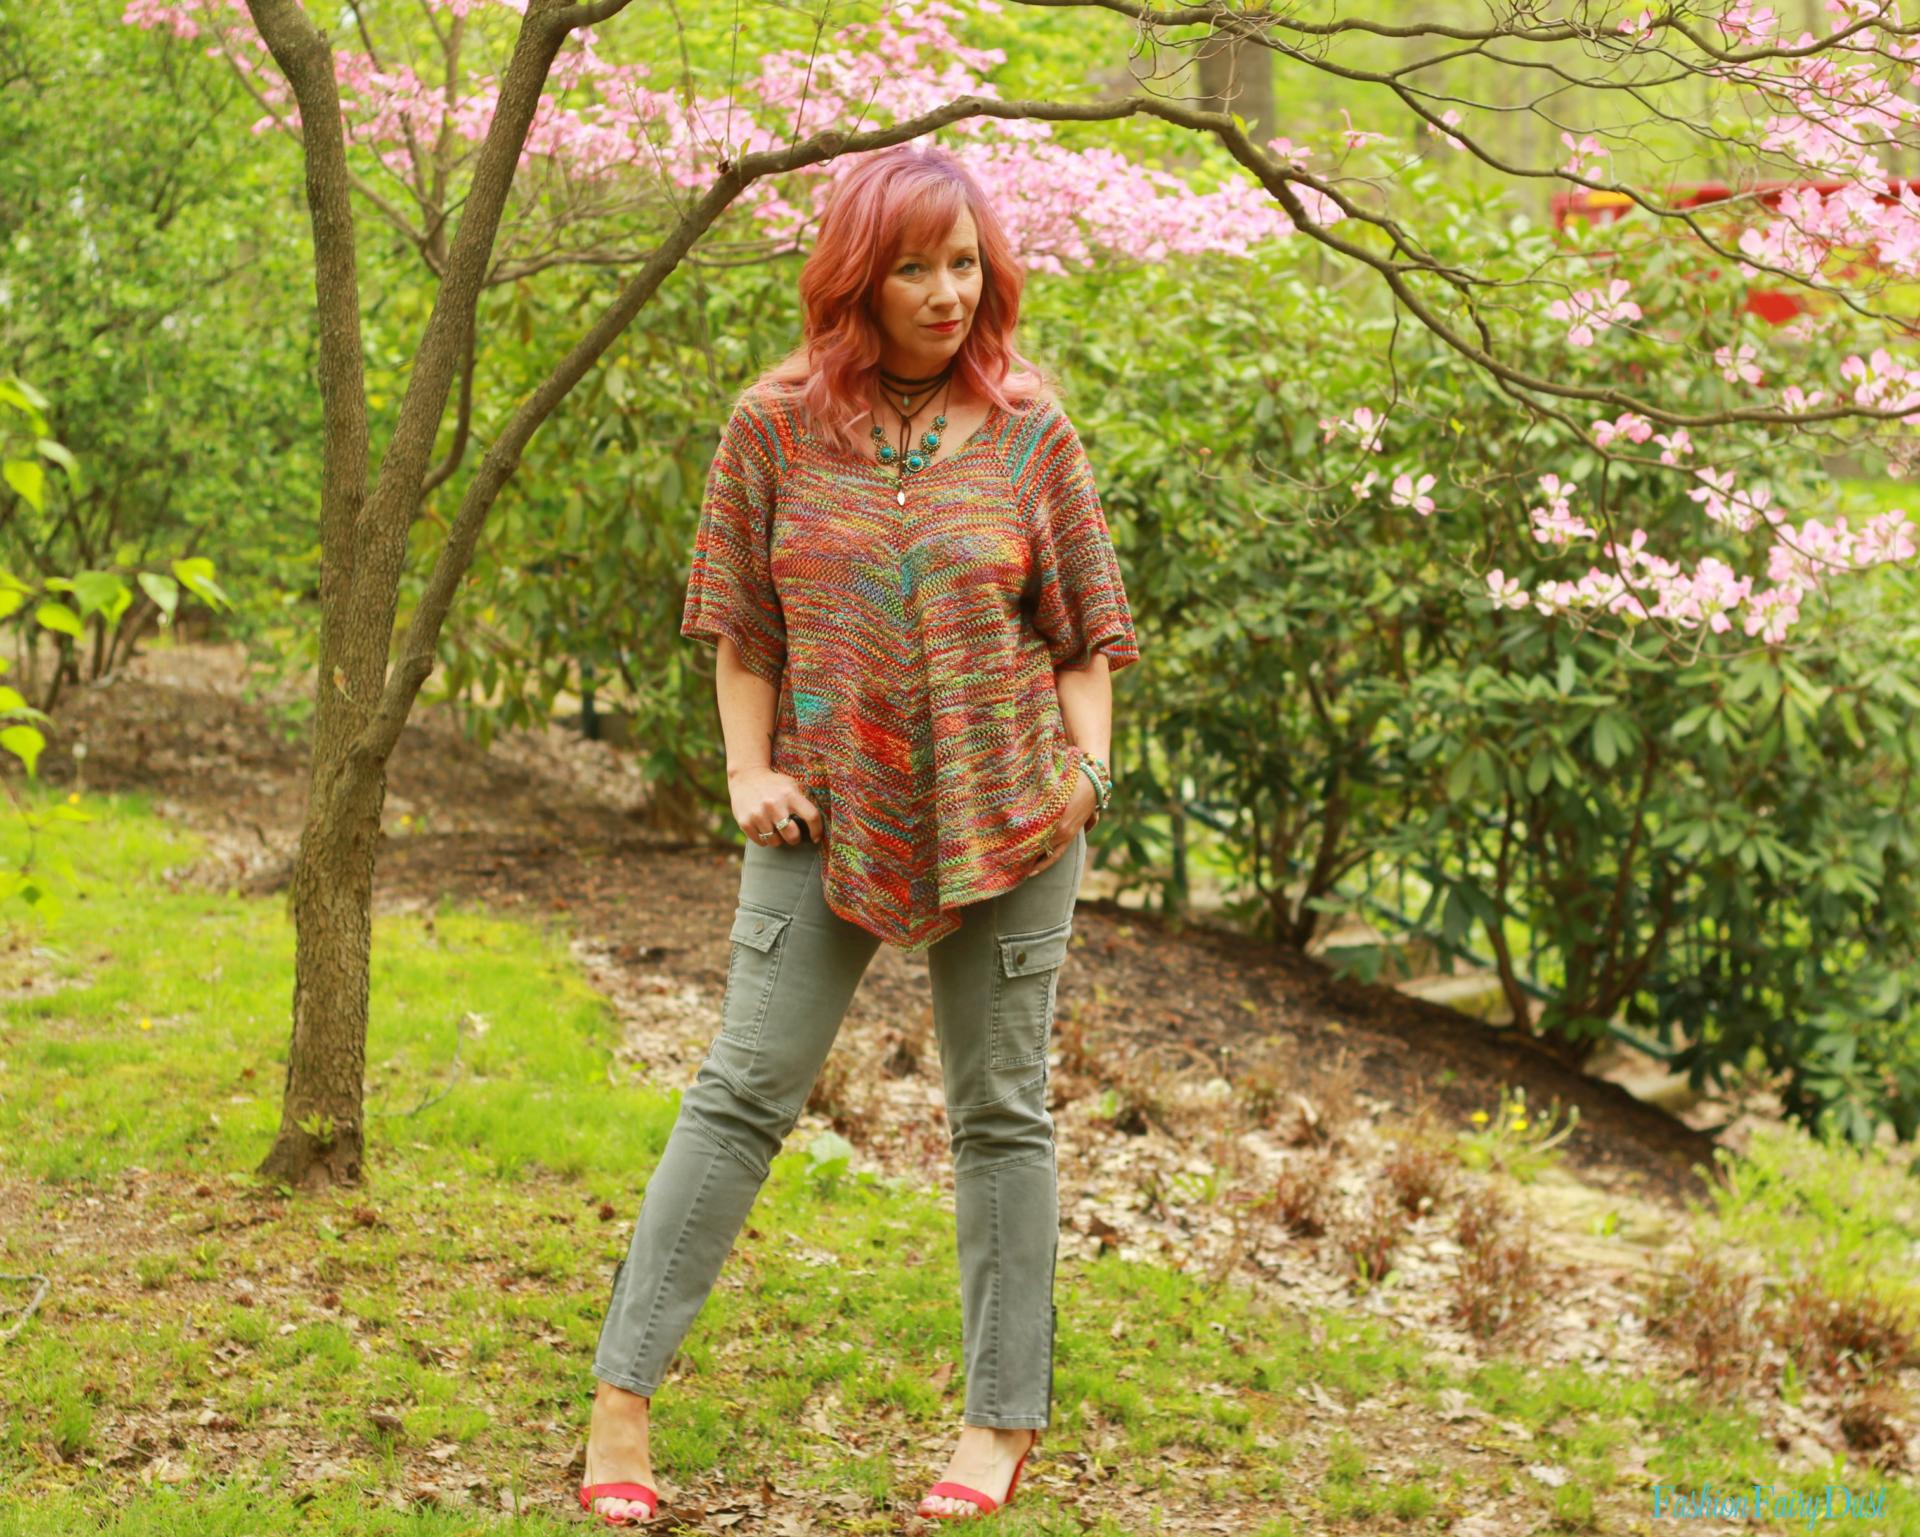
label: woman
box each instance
[579,143,1140,1526]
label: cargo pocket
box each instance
[720,904,796,1050]
[989,917,1073,1070]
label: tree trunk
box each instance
[1194,22,1276,142]
[257,749,384,1185]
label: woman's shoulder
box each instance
[731,376,803,426]
[715,379,810,473]
[998,390,1078,457]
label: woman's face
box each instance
[871,208,982,388]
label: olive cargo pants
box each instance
[591,825,1087,1430]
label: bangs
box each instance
[890,178,972,264]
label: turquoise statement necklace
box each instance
[871,363,955,507]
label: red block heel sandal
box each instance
[919,1429,1037,1521]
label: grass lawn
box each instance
[1,786,1913,1533]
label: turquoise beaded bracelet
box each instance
[1075,753,1114,829]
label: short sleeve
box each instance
[1025,407,1141,674]
[679,392,787,687]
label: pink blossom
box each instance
[1528,473,1595,546]
[1319,406,1387,453]
[1592,411,1654,447]
[1337,107,1388,151]
[1496,496,1916,645]
[1391,470,1437,516]
[1717,2,1784,46]
[124,0,1320,270]
[1425,109,1466,152]
[1715,342,1765,386]
[1742,582,1804,645]
[1685,467,1779,533]
[1558,131,1610,180]
[1547,278,1641,347]
[1486,569,1531,610]
[1840,349,1920,419]
[1654,427,1694,464]
[1855,508,1918,565]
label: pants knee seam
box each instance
[955,1149,1053,1181]
[946,1069,1048,1114]
[703,1043,804,1121]
[682,1111,768,1178]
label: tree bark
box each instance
[1193,21,1276,143]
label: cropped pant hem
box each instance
[591,1363,661,1398]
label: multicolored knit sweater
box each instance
[680,379,1141,952]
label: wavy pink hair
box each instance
[751,144,1054,455]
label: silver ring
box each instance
[773,814,793,830]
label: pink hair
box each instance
[750,144,1055,456]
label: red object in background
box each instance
[1550,177,1920,325]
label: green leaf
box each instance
[1591,714,1618,769]
[805,1131,856,1168]
[171,556,231,610]
[34,601,82,640]
[71,570,130,625]
[36,437,80,491]
[1526,749,1552,795]
[1671,705,1711,740]
[0,723,45,776]
[1446,749,1477,802]
[137,572,181,620]
[0,376,49,412]
[4,458,45,511]
[1833,695,1866,752]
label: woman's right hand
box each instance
[729,767,824,846]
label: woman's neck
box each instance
[871,375,970,427]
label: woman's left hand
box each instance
[1029,771,1096,876]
